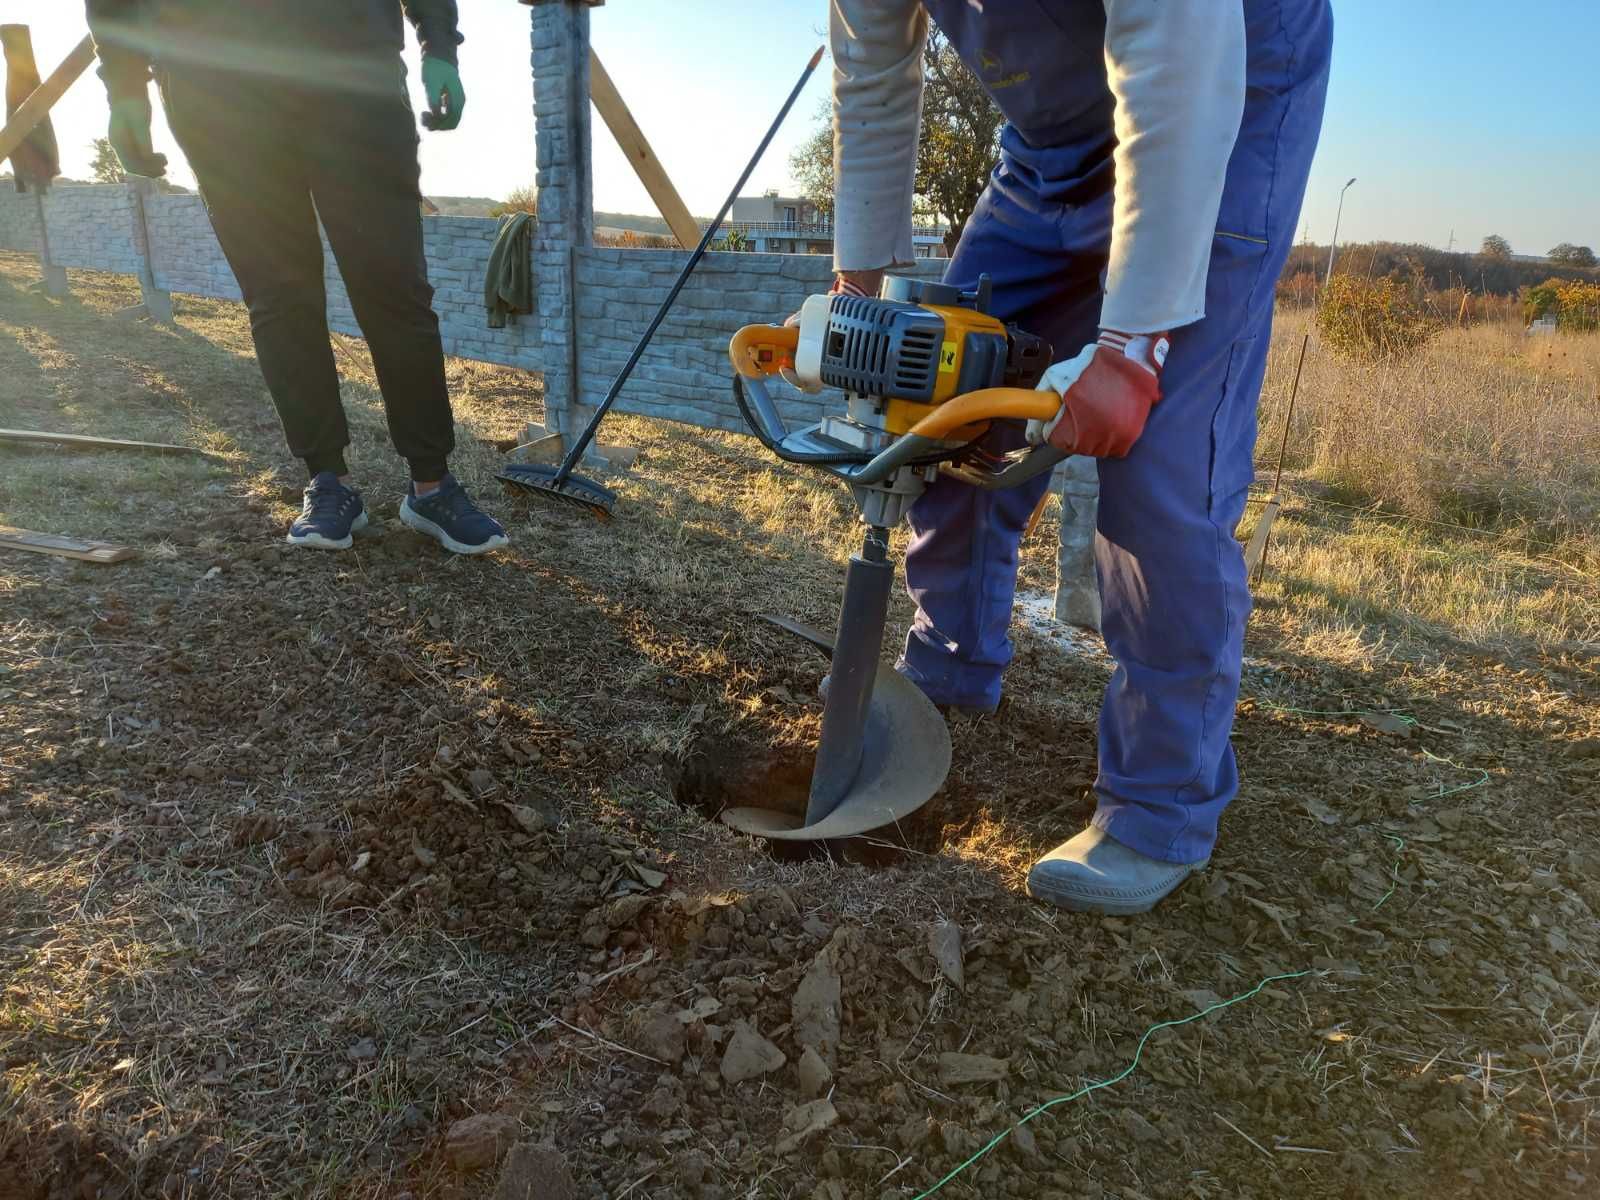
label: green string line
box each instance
[1420,748,1491,798]
[1363,751,1487,911]
[1259,703,1491,799]
[908,970,1312,1200]
[909,713,1495,1196]
[1369,834,1407,911]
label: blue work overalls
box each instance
[904,0,1333,865]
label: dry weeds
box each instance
[1257,310,1600,562]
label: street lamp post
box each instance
[1324,177,1357,286]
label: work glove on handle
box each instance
[107,93,167,179]
[420,56,465,131]
[1026,330,1169,459]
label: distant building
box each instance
[725,189,950,257]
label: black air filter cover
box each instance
[818,295,944,402]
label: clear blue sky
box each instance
[15,0,1600,256]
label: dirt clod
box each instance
[775,1098,839,1155]
[231,811,281,846]
[445,1112,521,1172]
[500,801,548,834]
[792,929,849,1065]
[927,919,964,989]
[491,1142,578,1200]
[638,1011,687,1064]
[1009,1123,1042,1163]
[720,1021,786,1084]
[938,1052,1009,1085]
[796,1046,832,1100]
[1121,1109,1162,1144]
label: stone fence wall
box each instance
[0,185,951,436]
[573,248,943,432]
[0,186,544,372]
[0,184,144,276]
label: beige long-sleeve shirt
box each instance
[829,0,1246,334]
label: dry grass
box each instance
[1257,310,1600,562]
[1,255,1596,1199]
[1241,505,1599,650]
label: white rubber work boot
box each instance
[1027,826,1208,915]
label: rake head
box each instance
[496,464,616,518]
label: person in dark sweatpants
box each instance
[85,0,508,554]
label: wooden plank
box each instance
[587,49,700,249]
[0,428,214,456]
[1024,487,1052,539]
[0,525,134,563]
[1243,496,1280,575]
[0,34,93,168]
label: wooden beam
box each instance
[0,525,134,564]
[0,34,94,169]
[1243,495,1281,576]
[587,49,699,249]
[0,428,216,457]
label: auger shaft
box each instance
[805,525,894,825]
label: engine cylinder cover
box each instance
[818,295,945,402]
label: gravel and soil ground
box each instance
[1,254,1597,1199]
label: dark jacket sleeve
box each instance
[401,0,463,64]
[85,0,152,99]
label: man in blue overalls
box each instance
[827,1,1333,913]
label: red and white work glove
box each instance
[1026,330,1169,458]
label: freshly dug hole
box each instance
[672,738,815,825]
[672,735,940,865]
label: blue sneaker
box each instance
[400,474,509,555]
[287,472,368,550]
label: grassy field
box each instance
[1258,307,1600,555]
[1,254,1596,1199]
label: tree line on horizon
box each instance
[1284,238,1599,299]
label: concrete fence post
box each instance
[528,0,596,438]
[32,190,68,298]
[1053,456,1102,633]
[126,177,174,323]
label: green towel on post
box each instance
[484,211,534,329]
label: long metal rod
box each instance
[1254,333,1310,585]
[552,44,825,486]
[1271,333,1309,496]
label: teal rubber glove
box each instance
[420,56,465,131]
[108,93,167,178]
